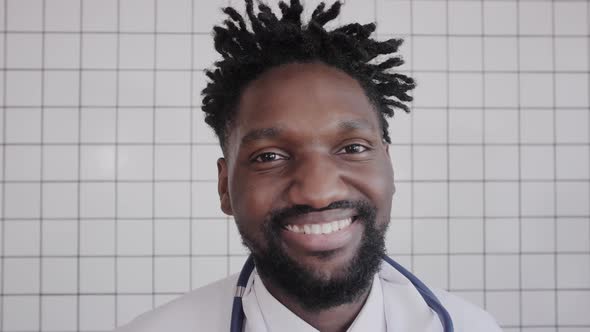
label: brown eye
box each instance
[252,152,287,163]
[341,144,368,154]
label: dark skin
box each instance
[216,62,395,332]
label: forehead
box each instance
[228,62,381,149]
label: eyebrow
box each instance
[337,119,375,132]
[240,119,376,145]
[241,127,283,145]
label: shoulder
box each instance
[432,289,502,332]
[114,274,238,332]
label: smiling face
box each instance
[217,62,395,309]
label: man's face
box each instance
[217,62,395,308]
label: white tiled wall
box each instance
[0,0,589,331]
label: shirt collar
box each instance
[244,270,386,332]
[346,274,386,332]
[251,271,317,332]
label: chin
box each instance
[296,245,362,278]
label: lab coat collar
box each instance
[243,271,385,332]
[379,259,443,331]
[241,259,442,332]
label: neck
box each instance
[259,275,374,332]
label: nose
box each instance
[286,153,349,209]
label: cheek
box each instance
[352,159,394,213]
[229,170,279,229]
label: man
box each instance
[116,1,501,331]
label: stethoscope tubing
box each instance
[230,254,454,332]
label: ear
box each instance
[217,158,233,215]
[386,144,395,196]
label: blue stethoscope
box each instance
[230,255,454,332]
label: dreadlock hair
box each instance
[201,0,416,153]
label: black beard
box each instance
[238,200,387,311]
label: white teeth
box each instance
[339,218,352,229]
[285,217,354,235]
[330,220,340,231]
[311,224,322,234]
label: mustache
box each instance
[266,200,377,227]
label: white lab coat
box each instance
[115,261,502,332]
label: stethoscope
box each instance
[230,254,454,332]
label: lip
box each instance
[280,216,362,253]
[281,209,358,227]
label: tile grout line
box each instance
[189,0,195,292]
[480,0,488,311]
[550,0,559,329]
[151,0,158,310]
[409,0,416,274]
[1,29,590,38]
[516,0,523,328]
[587,1,590,319]
[3,104,590,110]
[75,0,84,329]
[445,0,451,294]
[114,0,121,327]
[0,0,7,329]
[37,0,46,330]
